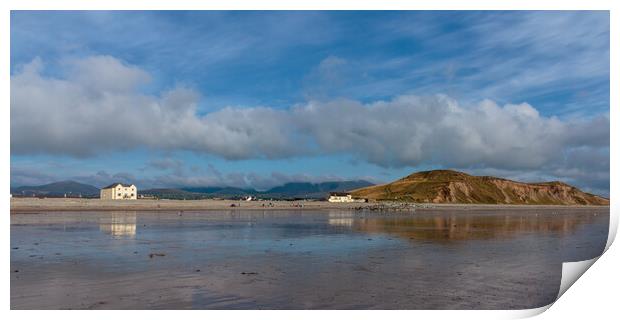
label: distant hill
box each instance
[138,188,199,199]
[350,170,609,205]
[11,180,100,197]
[141,180,374,199]
[139,187,255,200]
[139,188,194,195]
[181,186,256,197]
[264,180,374,199]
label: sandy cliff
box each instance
[351,170,609,205]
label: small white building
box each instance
[100,183,137,200]
[328,192,368,203]
[328,192,354,203]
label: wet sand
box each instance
[10,197,609,213]
[11,207,609,309]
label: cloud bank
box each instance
[12,56,608,166]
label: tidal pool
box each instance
[10,208,609,309]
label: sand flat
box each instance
[10,197,610,213]
[11,208,609,309]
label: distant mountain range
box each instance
[350,170,609,205]
[13,171,608,205]
[259,181,374,198]
[11,180,374,200]
[11,181,100,197]
[143,180,374,199]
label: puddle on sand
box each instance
[11,208,609,309]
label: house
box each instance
[327,192,368,203]
[100,183,137,200]
[328,192,354,203]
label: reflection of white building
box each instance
[100,183,137,200]
[99,213,137,238]
[328,212,354,226]
[328,218,354,227]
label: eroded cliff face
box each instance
[351,170,609,205]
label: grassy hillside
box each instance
[351,170,609,205]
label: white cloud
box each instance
[11,56,609,189]
[292,96,607,171]
[64,55,151,93]
[10,56,298,159]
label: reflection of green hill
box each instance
[351,170,609,205]
[351,211,605,243]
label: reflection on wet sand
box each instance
[11,209,609,310]
[327,217,354,227]
[99,212,137,238]
[329,210,604,243]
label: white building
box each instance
[328,192,354,203]
[328,192,368,203]
[100,183,137,200]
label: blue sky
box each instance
[10,11,610,195]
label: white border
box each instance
[2,1,617,319]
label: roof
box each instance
[102,183,135,189]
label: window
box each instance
[117,193,121,196]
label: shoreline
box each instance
[10,198,610,214]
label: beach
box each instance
[9,197,609,213]
[11,207,609,309]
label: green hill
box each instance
[350,170,609,205]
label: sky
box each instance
[10,11,610,196]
